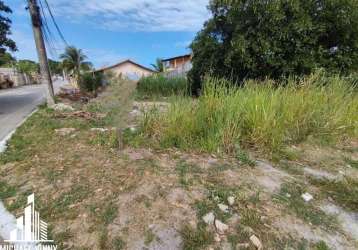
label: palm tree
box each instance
[60,46,92,81]
[151,58,164,72]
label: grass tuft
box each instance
[137,74,189,99]
[139,72,358,155]
[274,182,337,229]
[180,224,213,250]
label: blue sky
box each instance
[7,0,210,69]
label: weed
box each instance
[344,157,358,169]
[309,177,358,212]
[137,75,189,99]
[274,182,337,229]
[144,229,156,246]
[101,201,118,225]
[176,161,202,188]
[99,227,109,250]
[0,181,16,200]
[180,224,213,250]
[314,240,330,250]
[235,147,256,167]
[112,236,126,250]
[89,130,119,149]
[240,208,262,228]
[43,183,90,219]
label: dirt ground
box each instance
[0,79,357,250]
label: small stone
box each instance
[202,212,215,225]
[221,241,231,250]
[55,128,76,136]
[51,103,74,111]
[236,243,250,249]
[243,226,254,235]
[249,235,263,250]
[130,127,137,132]
[285,193,291,198]
[213,196,220,202]
[301,192,313,202]
[227,196,235,206]
[218,203,229,213]
[90,128,108,132]
[214,220,229,234]
[208,158,218,165]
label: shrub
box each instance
[79,72,103,92]
[140,72,358,154]
[137,74,189,98]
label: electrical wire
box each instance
[43,0,69,47]
[38,0,59,59]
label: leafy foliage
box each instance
[189,0,358,92]
[78,72,103,92]
[150,58,163,72]
[48,59,62,75]
[0,1,16,53]
[0,51,15,66]
[16,60,39,74]
[60,46,92,78]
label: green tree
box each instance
[0,51,15,66]
[16,60,39,74]
[151,58,164,72]
[0,1,16,53]
[60,46,92,80]
[48,59,62,75]
[189,0,358,92]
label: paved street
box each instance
[0,79,67,145]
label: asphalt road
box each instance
[0,79,67,144]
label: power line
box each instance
[38,0,58,58]
[43,0,69,47]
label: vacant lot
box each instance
[0,77,357,250]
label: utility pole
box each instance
[27,0,55,105]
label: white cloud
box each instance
[48,0,210,32]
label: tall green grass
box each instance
[137,74,189,98]
[140,72,358,154]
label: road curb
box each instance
[0,108,39,153]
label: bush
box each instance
[137,74,189,98]
[140,72,358,154]
[79,72,103,92]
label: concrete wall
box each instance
[0,68,36,88]
[105,62,153,81]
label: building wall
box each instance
[105,62,153,81]
[163,56,191,72]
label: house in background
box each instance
[94,59,155,81]
[161,54,192,77]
